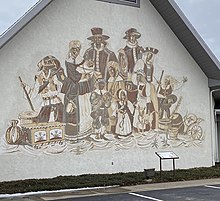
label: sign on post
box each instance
[155,151,179,180]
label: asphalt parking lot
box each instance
[48,184,220,201]
[2,179,220,201]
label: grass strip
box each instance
[1,166,220,194]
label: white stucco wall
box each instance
[0,0,212,182]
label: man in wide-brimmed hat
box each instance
[118,28,144,76]
[118,28,144,104]
[123,28,141,41]
[87,27,110,42]
[83,27,118,82]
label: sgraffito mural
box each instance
[2,27,204,155]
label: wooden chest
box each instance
[21,122,66,146]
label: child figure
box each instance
[90,79,112,138]
[112,89,134,137]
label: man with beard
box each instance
[83,27,118,83]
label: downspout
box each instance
[210,89,220,165]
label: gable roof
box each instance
[1,0,220,83]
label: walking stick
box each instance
[156,70,164,93]
[18,76,35,111]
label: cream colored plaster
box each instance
[0,0,212,181]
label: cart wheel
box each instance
[188,125,203,140]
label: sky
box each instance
[0,0,220,61]
[0,0,39,35]
[175,0,220,61]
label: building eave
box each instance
[0,0,53,49]
[150,0,220,81]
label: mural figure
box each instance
[157,75,187,138]
[132,47,159,132]
[118,28,144,77]
[65,40,93,134]
[118,28,144,104]
[83,27,118,82]
[107,61,125,99]
[90,79,112,139]
[59,40,82,138]
[112,89,134,137]
[157,75,177,119]
[21,55,64,123]
[107,61,125,133]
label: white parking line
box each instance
[205,185,220,189]
[129,192,163,201]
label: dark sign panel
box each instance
[97,0,140,7]
[124,0,137,2]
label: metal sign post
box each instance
[155,151,179,180]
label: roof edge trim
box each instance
[0,0,53,49]
[168,0,220,68]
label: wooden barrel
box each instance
[169,113,184,139]
[168,127,179,139]
[159,118,171,131]
[18,111,38,125]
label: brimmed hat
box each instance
[37,55,59,70]
[87,27,110,41]
[123,28,141,39]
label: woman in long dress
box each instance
[112,89,134,137]
[60,40,93,138]
[132,47,159,132]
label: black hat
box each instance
[87,27,110,41]
[123,28,141,39]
